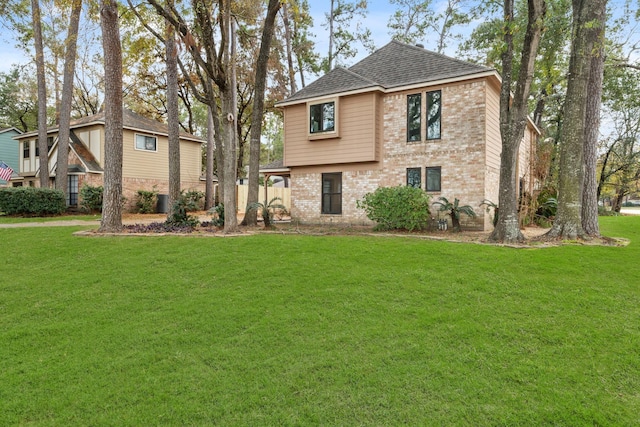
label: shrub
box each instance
[182,190,205,211]
[208,203,225,227]
[166,191,201,228]
[79,184,103,213]
[357,186,431,231]
[0,187,66,216]
[135,188,158,214]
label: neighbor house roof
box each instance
[279,40,496,105]
[260,159,290,174]
[15,109,204,143]
[1,127,22,135]
[70,131,102,173]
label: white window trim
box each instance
[134,133,158,152]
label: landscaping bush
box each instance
[0,187,66,216]
[135,188,158,214]
[182,190,205,211]
[208,203,225,227]
[166,191,201,228]
[357,185,431,231]
[79,184,103,213]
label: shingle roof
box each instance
[260,159,290,172]
[16,109,204,142]
[70,130,102,173]
[281,40,494,103]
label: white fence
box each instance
[236,185,291,213]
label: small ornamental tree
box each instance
[247,197,287,229]
[357,186,431,231]
[433,197,476,232]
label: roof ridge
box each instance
[339,65,380,86]
[390,39,493,71]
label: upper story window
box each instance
[407,94,422,142]
[135,134,157,152]
[23,141,30,158]
[427,90,442,140]
[310,101,335,134]
[35,137,54,157]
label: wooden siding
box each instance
[485,78,502,170]
[20,139,38,174]
[179,139,203,184]
[284,92,378,166]
[0,129,20,182]
[122,129,202,183]
[76,125,104,164]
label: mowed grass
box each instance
[0,214,101,224]
[1,217,639,425]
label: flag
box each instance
[0,161,13,182]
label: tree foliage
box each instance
[323,0,374,71]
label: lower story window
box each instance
[426,166,441,192]
[322,172,342,214]
[68,175,79,206]
[407,167,421,188]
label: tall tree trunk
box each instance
[212,97,224,205]
[328,0,335,71]
[221,7,238,233]
[55,0,82,203]
[166,15,181,215]
[99,0,123,233]
[596,143,614,201]
[581,41,605,236]
[242,0,281,226]
[32,0,49,187]
[282,2,298,94]
[205,104,215,210]
[488,0,545,244]
[545,0,607,240]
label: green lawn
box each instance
[0,214,100,224]
[1,217,639,425]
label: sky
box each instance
[0,0,464,75]
[0,0,635,76]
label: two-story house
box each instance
[14,109,205,208]
[0,127,21,186]
[276,41,539,230]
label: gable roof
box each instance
[280,40,495,104]
[15,109,204,143]
[0,127,22,135]
[69,131,102,173]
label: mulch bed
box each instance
[78,217,629,248]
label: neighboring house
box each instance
[0,127,21,186]
[276,40,539,230]
[14,110,205,208]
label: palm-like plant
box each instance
[247,197,287,229]
[479,199,499,227]
[433,197,477,232]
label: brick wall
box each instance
[77,173,204,212]
[290,80,492,230]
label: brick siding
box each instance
[289,80,511,231]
